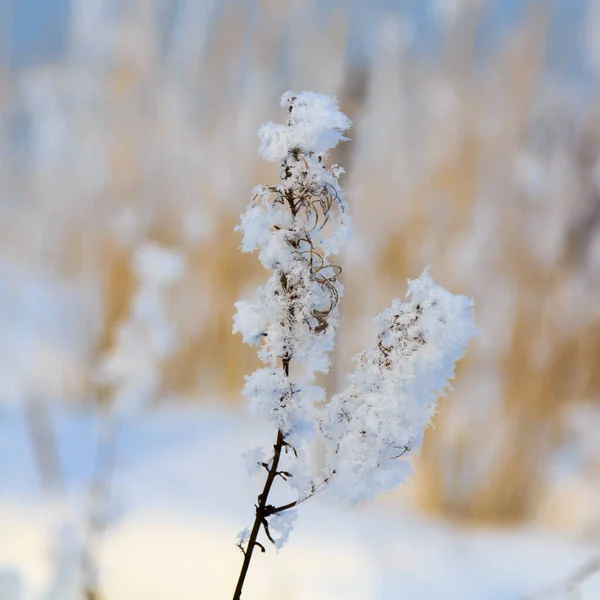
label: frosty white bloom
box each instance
[267,510,298,549]
[242,368,291,422]
[235,189,291,256]
[243,447,269,476]
[258,92,351,162]
[234,91,352,435]
[241,368,321,435]
[232,299,267,346]
[232,93,354,572]
[236,528,251,548]
[321,269,477,504]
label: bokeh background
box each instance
[2,0,600,598]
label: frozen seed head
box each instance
[321,269,477,504]
[258,91,352,162]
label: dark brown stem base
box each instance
[232,427,286,600]
[232,361,291,600]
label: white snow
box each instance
[258,92,351,162]
[0,404,599,599]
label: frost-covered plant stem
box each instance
[231,92,351,598]
[232,363,288,600]
[232,91,476,598]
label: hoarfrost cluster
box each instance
[233,92,352,391]
[232,90,476,587]
[321,269,477,503]
[268,510,298,550]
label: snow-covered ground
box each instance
[1,403,599,600]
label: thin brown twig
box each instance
[232,361,290,600]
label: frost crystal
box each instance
[236,528,251,548]
[267,510,298,549]
[321,269,477,504]
[242,447,268,476]
[258,92,351,162]
[241,368,321,434]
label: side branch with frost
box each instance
[231,91,477,599]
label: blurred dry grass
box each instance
[1,0,600,525]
